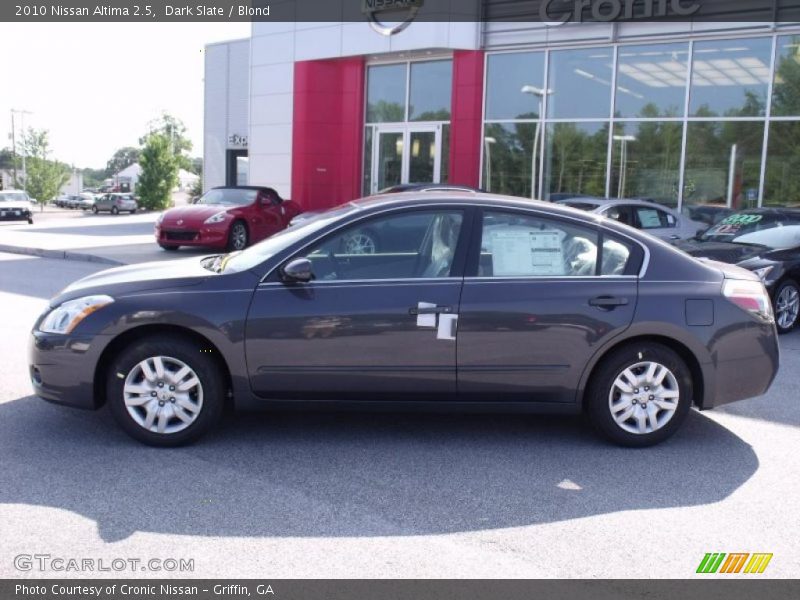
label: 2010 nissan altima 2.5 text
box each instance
[28,193,780,447]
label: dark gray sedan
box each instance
[29,194,779,447]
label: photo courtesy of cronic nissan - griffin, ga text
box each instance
[28,193,780,447]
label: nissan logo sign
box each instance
[362,0,423,36]
[541,0,700,24]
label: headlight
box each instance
[40,295,114,334]
[204,211,228,224]
[156,212,165,225]
[752,266,774,282]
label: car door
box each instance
[243,190,284,243]
[244,207,472,400]
[456,209,641,403]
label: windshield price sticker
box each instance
[721,214,763,226]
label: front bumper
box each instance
[28,330,111,410]
[155,223,229,248]
[0,208,32,221]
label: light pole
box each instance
[484,136,496,192]
[520,85,553,199]
[613,134,636,198]
[11,109,33,191]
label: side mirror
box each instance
[281,258,314,283]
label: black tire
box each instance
[773,279,800,334]
[226,220,249,251]
[91,205,99,214]
[130,209,136,214]
[27,218,33,225]
[159,244,180,251]
[586,342,692,447]
[111,206,119,215]
[106,335,225,446]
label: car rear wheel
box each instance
[587,343,692,447]
[774,279,800,334]
[91,205,99,214]
[227,221,249,251]
[111,206,119,215]
[130,209,136,214]
[107,335,225,446]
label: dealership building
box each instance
[204,8,800,213]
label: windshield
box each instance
[700,212,800,248]
[197,188,259,207]
[0,192,28,202]
[222,204,361,273]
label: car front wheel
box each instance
[587,343,692,447]
[227,221,249,251]
[774,279,800,334]
[92,205,99,214]
[111,206,119,215]
[107,336,225,446]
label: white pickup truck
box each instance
[0,190,35,224]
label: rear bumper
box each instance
[28,330,111,410]
[700,320,780,409]
[155,224,228,248]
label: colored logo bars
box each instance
[696,553,773,574]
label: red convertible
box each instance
[155,186,302,251]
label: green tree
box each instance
[81,167,107,189]
[136,133,177,211]
[19,129,70,208]
[106,146,140,177]
[140,113,193,171]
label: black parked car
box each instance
[677,208,800,333]
[29,194,779,447]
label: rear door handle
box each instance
[409,305,453,315]
[589,296,629,309]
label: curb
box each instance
[0,243,125,266]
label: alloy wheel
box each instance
[342,233,376,255]
[776,285,800,330]
[231,223,247,250]
[608,361,680,435]
[123,355,204,435]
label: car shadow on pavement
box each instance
[0,395,758,543]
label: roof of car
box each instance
[349,191,602,221]
[556,197,669,209]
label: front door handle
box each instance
[589,296,629,309]
[409,305,453,315]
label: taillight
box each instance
[722,279,773,321]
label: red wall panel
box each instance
[449,50,485,189]
[292,57,365,211]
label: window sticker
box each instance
[720,214,763,226]
[489,228,565,276]
[637,209,662,229]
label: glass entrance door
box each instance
[375,130,404,192]
[372,125,442,193]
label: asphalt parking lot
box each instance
[0,250,798,578]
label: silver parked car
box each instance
[92,193,137,215]
[555,198,708,242]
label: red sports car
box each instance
[155,186,302,251]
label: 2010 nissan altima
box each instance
[28,193,780,447]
